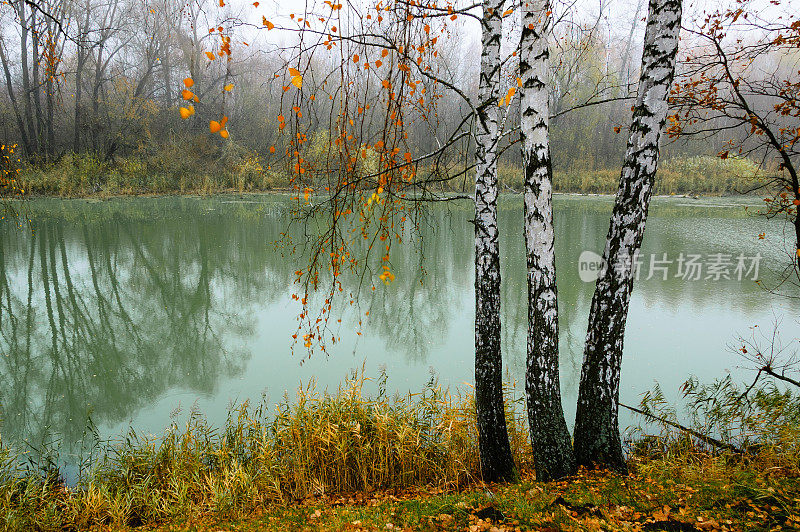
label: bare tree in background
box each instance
[669,0,800,289]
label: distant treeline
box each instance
[0,0,744,199]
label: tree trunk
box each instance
[74,3,91,153]
[573,0,682,471]
[31,14,46,155]
[795,207,800,274]
[74,50,85,153]
[785,165,800,274]
[91,43,105,152]
[45,19,57,159]
[473,0,515,483]
[520,0,576,482]
[17,0,39,155]
[0,37,33,154]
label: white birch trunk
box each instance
[573,0,682,470]
[474,0,515,482]
[520,0,576,481]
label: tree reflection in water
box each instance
[0,195,789,455]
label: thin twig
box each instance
[620,402,745,454]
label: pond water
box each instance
[0,194,797,460]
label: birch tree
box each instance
[519,0,576,481]
[473,0,516,482]
[572,0,682,471]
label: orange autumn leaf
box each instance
[179,107,191,119]
[181,89,194,100]
[224,83,234,91]
[500,87,515,106]
[183,77,194,88]
[209,120,222,133]
[205,51,215,61]
[220,129,229,139]
[263,17,274,30]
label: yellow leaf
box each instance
[499,87,515,107]
[224,83,234,91]
[288,67,301,77]
[291,75,303,88]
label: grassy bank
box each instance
[16,144,763,198]
[18,142,281,197]
[1,372,798,531]
[151,457,800,531]
[0,374,529,530]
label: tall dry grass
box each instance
[0,371,531,530]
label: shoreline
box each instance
[5,190,754,201]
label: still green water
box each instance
[0,195,796,457]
